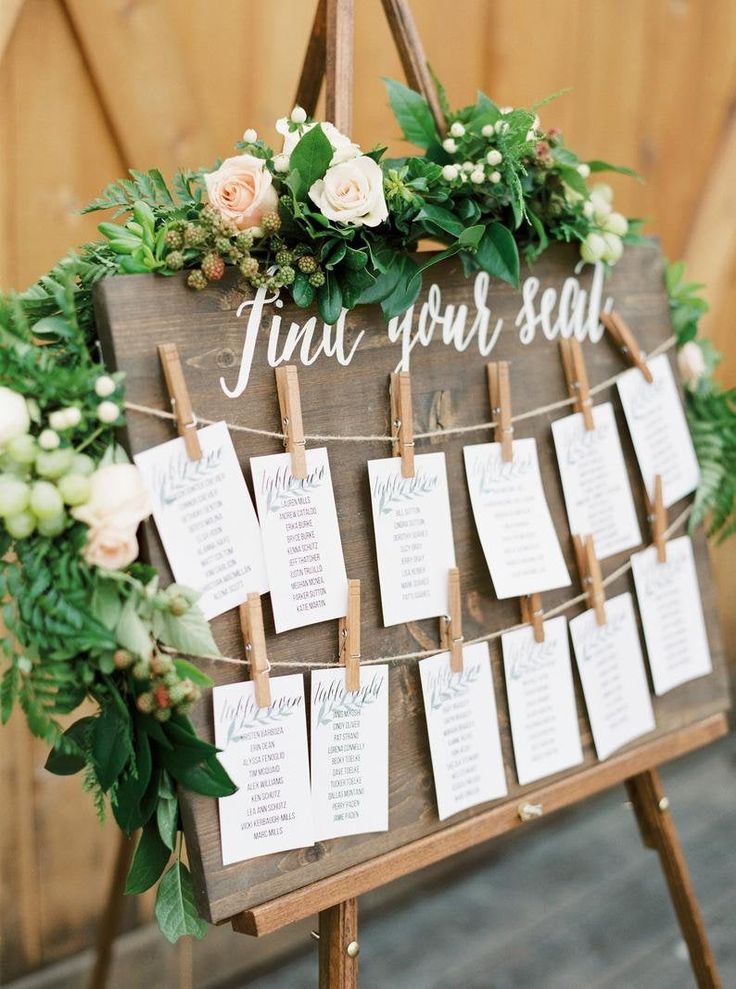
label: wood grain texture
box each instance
[94,241,731,926]
[318,898,358,988]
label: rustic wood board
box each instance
[94,240,731,925]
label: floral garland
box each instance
[0,79,733,942]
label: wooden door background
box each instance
[1,0,734,983]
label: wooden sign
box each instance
[95,241,730,934]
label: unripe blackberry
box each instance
[239,257,259,279]
[279,265,296,285]
[309,270,326,288]
[201,253,225,281]
[236,231,254,252]
[297,255,317,274]
[275,249,293,267]
[154,685,171,709]
[166,251,184,271]
[168,594,190,616]
[136,692,155,714]
[187,268,208,290]
[132,660,151,681]
[293,244,309,258]
[261,210,281,234]
[215,236,232,255]
[164,229,183,250]
[183,223,206,248]
[201,204,218,224]
[154,707,172,722]
[113,648,133,670]
[266,277,281,293]
[250,273,267,288]
[150,653,174,676]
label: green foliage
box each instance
[384,78,440,149]
[126,819,172,895]
[155,860,208,943]
[287,124,334,200]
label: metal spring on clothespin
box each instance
[338,579,361,692]
[487,361,514,461]
[573,534,607,627]
[439,567,464,672]
[239,594,272,708]
[520,593,545,643]
[390,371,415,477]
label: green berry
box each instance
[154,707,171,722]
[35,448,74,480]
[113,649,134,669]
[29,480,64,520]
[250,273,267,288]
[36,512,66,537]
[201,253,225,282]
[261,210,281,234]
[5,510,36,540]
[275,249,293,267]
[6,434,37,466]
[0,476,30,517]
[168,595,190,616]
[183,223,206,248]
[309,270,326,288]
[71,453,95,477]
[164,229,183,250]
[187,269,208,291]
[235,231,254,252]
[279,265,296,285]
[58,473,91,507]
[297,255,317,274]
[136,692,155,714]
[166,250,184,271]
[239,257,259,279]
[132,660,150,681]
[215,236,232,255]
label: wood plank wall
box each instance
[1,0,734,981]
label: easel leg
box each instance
[318,898,359,989]
[88,829,135,989]
[626,769,720,989]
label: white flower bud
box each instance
[496,120,509,135]
[525,129,536,141]
[590,190,612,222]
[470,169,485,184]
[481,124,495,138]
[591,182,613,203]
[441,164,459,181]
[580,232,607,264]
[49,410,69,432]
[449,121,465,138]
[489,170,502,184]
[486,149,503,166]
[582,200,595,219]
[94,375,116,398]
[273,153,290,173]
[39,429,60,451]
[677,341,707,390]
[604,211,628,236]
[65,407,82,428]
[242,128,258,144]
[442,138,457,154]
[462,160,475,173]
[290,106,307,124]
[577,163,591,178]
[500,106,513,115]
[97,401,120,424]
[601,232,623,264]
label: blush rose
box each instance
[204,154,278,230]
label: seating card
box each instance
[310,666,389,840]
[134,421,267,621]
[569,592,655,760]
[367,453,456,626]
[616,353,699,507]
[250,447,348,633]
[463,438,570,598]
[631,535,712,695]
[552,402,641,559]
[419,642,507,820]
[501,616,583,785]
[213,674,313,866]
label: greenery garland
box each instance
[0,79,732,942]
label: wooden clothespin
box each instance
[338,579,361,692]
[390,371,415,478]
[239,593,271,708]
[559,338,594,431]
[647,474,667,564]
[157,342,202,460]
[573,534,607,626]
[439,567,464,673]
[487,361,514,461]
[600,310,654,384]
[520,593,545,643]
[275,365,307,479]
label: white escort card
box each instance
[213,674,313,866]
[463,438,570,599]
[134,421,267,621]
[250,447,348,633]
[631,535,712,695]
[501,616,583,785]
[617,353,700,507]
[310,666,389,840]
[419,642,507,820]
[367,453,456,626]
[552,402,641,559]
[569,592,656,760]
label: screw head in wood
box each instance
[658,796,670,812]
[346,940,360,958]
[518,801,543,822]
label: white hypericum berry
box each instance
[604,211,629,236]
[577,163,591,178]
[525,129,536,141]
[496,121,509,135]
[500,106,513,115]
[449,121,465,138]
[470,169,485,184]
[39,429,60,451]
[290,106,307,124]
[441,164,459,181]
[462,160,475,173]
[442,138,457,153]
[49,410,69,432]
[242,128,258,143]
[580,232,607,263]
[489,170,502,184]
[486,149,503,166]
[273,153,290,173]
[481,124,495,138]
[65,407,82,428]
[96,401,120,424]
[94,375,116,398]
[591,182,613,203]
[582,200,595,220]
[601,232,623,263]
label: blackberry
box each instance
[201,253,225,281]
[165,250,184,271]
[279,265,296,285]
[261,210,281,234]
[164,228,183,250]
[239,257,259,279]
[183,223,206,248]
[187,268,208,290]
[297,255,317,274]
[309,270,326,288]
[275,249,293,267]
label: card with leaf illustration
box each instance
[251,447,348,633]
[367,452,456,626]
[310,665,389,841]
[134,421,267,620]
[419,642,507,821]
[213,674,313,865]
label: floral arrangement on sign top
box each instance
[0,80,733,942]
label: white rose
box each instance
[308,156,388,228]
[72,463,151,531]
[580,232,607,263]
[678,341,706,390]
[0,387,30,447]
[604,211,628,236]
[82,524,139,571]
[601,232,623,263]
[282,121,360,166]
